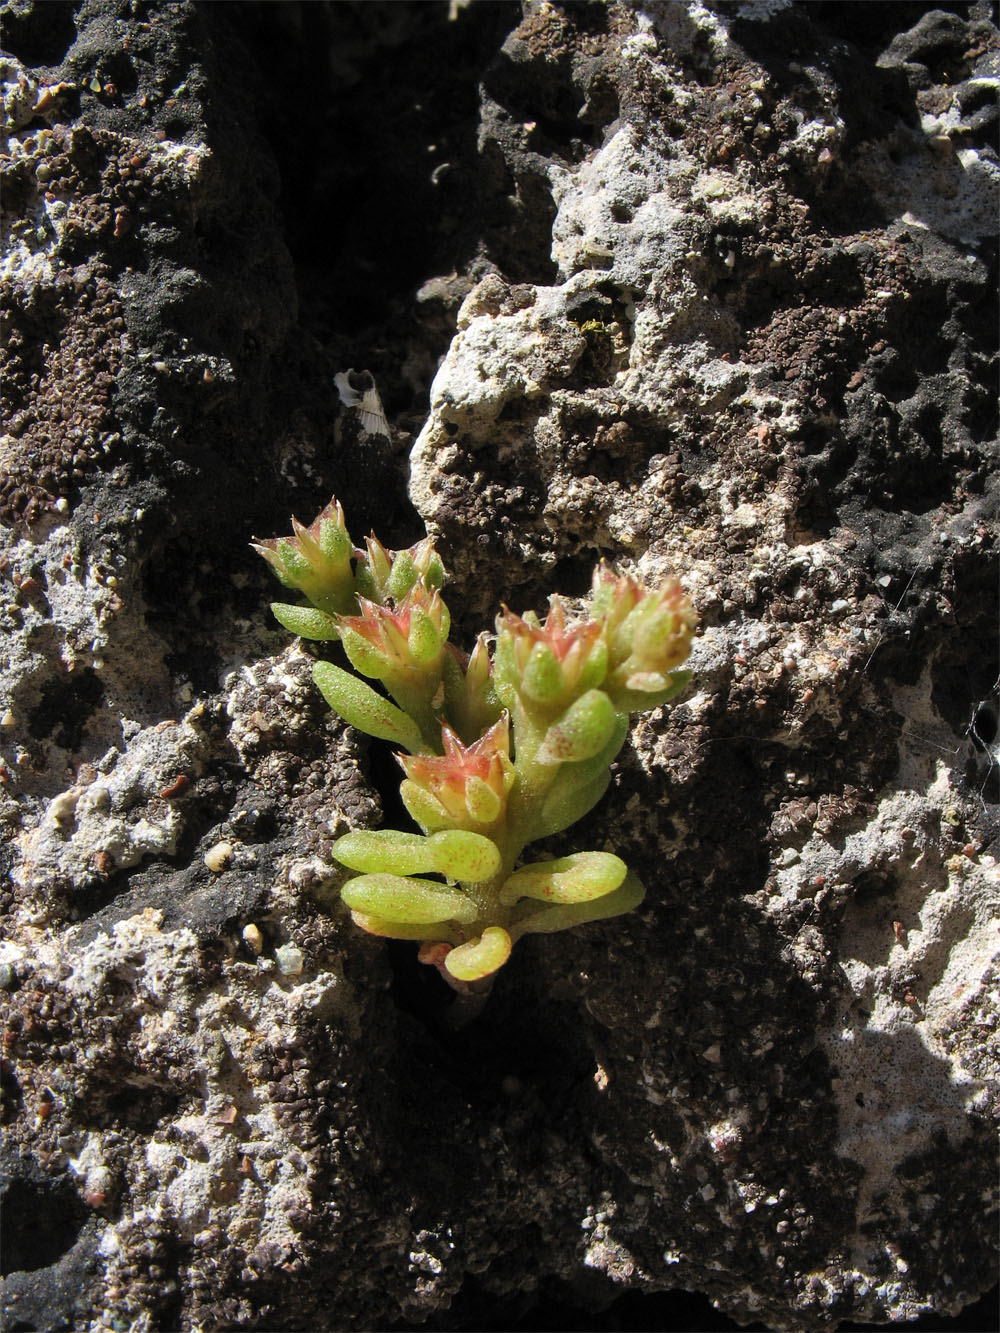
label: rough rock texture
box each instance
[1,2,997,1331]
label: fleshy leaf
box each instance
[275,539,312,583]
[444,926,512,981]
[333,829,439,875]
[332,829,501,882]
[464,775,503,824]
[340,873,478,924]
[427,829,502,881]
[536,768,613,839]
[337,588,449,685]
[509,870,645,937]
[317,512,353,564]
[498,851,627,905]
[399,780,451,833]
[604,669,691,714]
[407,603,446,666]
[338,624,392,678]
[536,689,617,765]
[522,643,564,704]
[349,913,457,942]
[533,712,629,836]
[386,550,418,603]
[270,602,341,641]
[312,662,425,751]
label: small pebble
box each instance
[204,840,233,873]
[242,924,264,955]
[275,944,304,976]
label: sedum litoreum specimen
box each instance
[254,498,695,989]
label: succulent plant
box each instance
[254,498,695,999]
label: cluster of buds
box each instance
[252,500,480,751]
[492,570,695,780]
[494,602,607,714]
[254,495,696,1000]
[336,586,450,734]
[354,534,444,605]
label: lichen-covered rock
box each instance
[1,2,996,1331]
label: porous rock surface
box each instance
[1,3,997,1330]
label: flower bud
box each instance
[590,565,696,708]
[337,586,450,685]
[399,717,514,833]
[441,635,503,744]
[252,498,356,615]
[355,535,445,605]
[494,600,607,714]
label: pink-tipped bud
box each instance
[338,585,451,683]
[399,716,514,833]
[494,599,608,713]
[252,497,355,615]
[355,534,446,605]
[440,633,503,744]
[590,565,696,706]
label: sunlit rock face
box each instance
[1,2,996,1330]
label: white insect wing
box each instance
[335,369,390,438]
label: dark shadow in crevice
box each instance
[222,2,525,332]
[0,0,77,66]
[0,1166,87,1277]
[27,668,105,752]
[390,1279,999,1332]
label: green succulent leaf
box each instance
[333,829,435,875]
[386,550,418,602]
[536,689,617,766]
[399,780,451,833]
[509,870,645,938]
[317,514,353,565]
[340,873,479,924]
[537,768,613,839]
[312,662,425,751]
[499,851,627,906]
[605,669,691,713]
[521,643,564,704]
[275,539,312,583]
[464,775,503,825]
[444,926,512,981]
[428,829,502,881]
[333,828,501,883]
[407,602,447,666]
[337,625,392,679]
[532,712,628,837]
[348,912,457,942]
[270,602,341,641]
